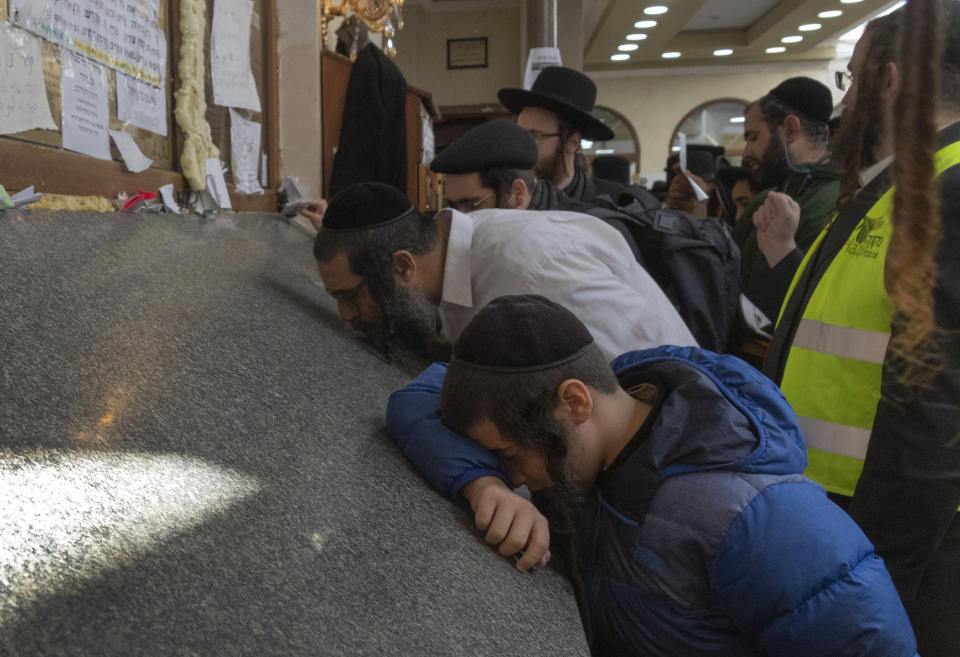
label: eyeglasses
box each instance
[527,129,563,145]
[444,192,493,213]
[328,278,368,308]
[835,70,853,91]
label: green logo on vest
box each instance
[846,215,885,258]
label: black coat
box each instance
[329,44,407,197]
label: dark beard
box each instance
[831,99,886,183]
[535,140,569,187]
[351,285,441,361]
[748,136,792,190]
[535,464,586,544]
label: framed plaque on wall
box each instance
[447,37,488,70]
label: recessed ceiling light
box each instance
[840,0,864,4]
[626,33,648,41]
[634,19,658,29]
[619,44,639,51]
[781,35,803,43]
[799,23,822,31]
[765,46,786,53]
[610,54,630,61]
[661,51,682,59]
[644,5,669,15]
[713,49,734,56]
[818,10,843,18]
[729,116,745,124]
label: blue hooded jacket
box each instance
[386,346,918,656]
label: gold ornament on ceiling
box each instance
[322,0,405,58]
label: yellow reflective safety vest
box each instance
[780,140,960,497]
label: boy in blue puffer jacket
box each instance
[386,294,918,657]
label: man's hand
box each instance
[461,476,551,572]
[753,191,801,268]
[296,198,328,230]
[664,164,708,218]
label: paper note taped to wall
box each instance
[10,0,167,87]
[61,48,111,161]
[0,23,57,135]
[211,0,261,112]
[229,109,263,195]
[523,47,562,91]
[117,70,168,136]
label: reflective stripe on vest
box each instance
[781,141,960,497]
[792,319,890,365]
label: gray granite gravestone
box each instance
[0,210,589,657]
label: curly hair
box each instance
[885,0,956,384]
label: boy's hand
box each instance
[461,476,551,572]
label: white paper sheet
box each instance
[211,0,261,112]
[0,23,57,134]
[158,183,181,213]
[420,101,434,164]
[205,157,233,210]
[229,108,263,194]
[61,49,111,160]
[11,0,166,86]
[523,47,562,90]
[11,185,43,206]
[117,70,168,136]
[677,132,710,202]
[109,130,153,173]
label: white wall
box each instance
[277,0,323,197]
[394,4,523,106]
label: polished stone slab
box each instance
[0,209,588,656]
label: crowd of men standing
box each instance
[302,1,959,654]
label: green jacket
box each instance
[732,163,841,314]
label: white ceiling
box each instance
[407,0,905,70]
[685,0,782,32]
[584,0,905,69]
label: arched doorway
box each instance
[581,105,642,183]
[668,98,750,166]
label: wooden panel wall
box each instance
[0,0,279,211]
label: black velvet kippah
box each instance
[322,181,414,232]
[768,77,833,125]
[430,120,539,174]
[451,295,595,373]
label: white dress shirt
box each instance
[438,208,697,359]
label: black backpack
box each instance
[587,199,741,353]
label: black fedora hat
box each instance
[498,67,615,142]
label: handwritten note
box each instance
[11,0,166,86]
[117,69,167,136]
[211,0,261,112]
[0,23,57,134]
[229,109,262,194]
[61,48,111,160]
